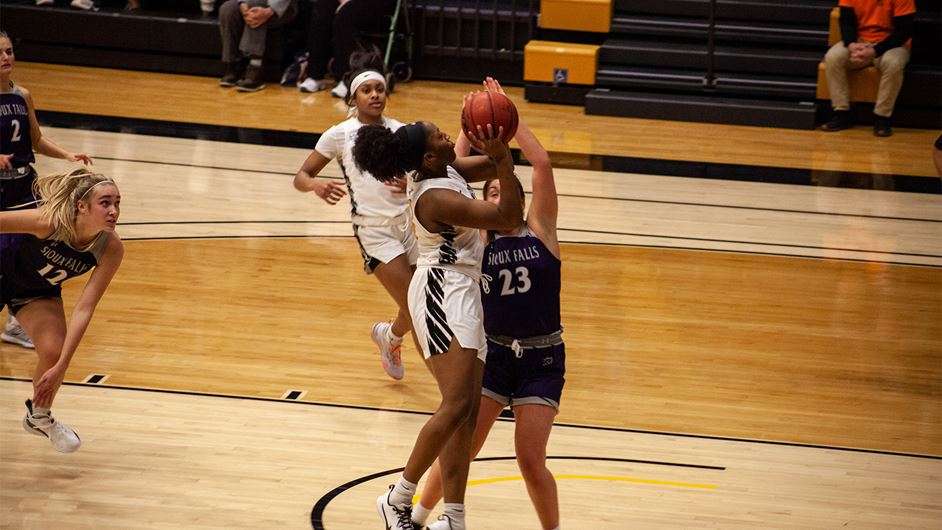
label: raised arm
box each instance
[417,129,522,232]
[33,233,124,406]
[482,77,559,257]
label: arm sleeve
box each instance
[839,6,858,46]
[873,13,914,56]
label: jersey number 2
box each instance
[37,264,68,286]
[10,119,22,142]
[498,267,531,295]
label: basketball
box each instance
[461,91,519,143]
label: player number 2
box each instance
[37,264,68,286]
[498,266,531,295]
[11,119,22,142]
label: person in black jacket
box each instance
[821,0,915,137]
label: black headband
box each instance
[394,123,427,172]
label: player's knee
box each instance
[439,394,476,425]
[516,449,547,480]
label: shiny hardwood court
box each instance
[15,63,942,177]
[0,77,940,528]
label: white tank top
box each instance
[410,166,485,280]
[314,116,407,226]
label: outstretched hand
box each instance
[313,179,347,205]
[483,76,505,95]
[69,152,93,165]
[33,364,66,409]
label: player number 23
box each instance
[498,267,531,295]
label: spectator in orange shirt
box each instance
[821,0,915,137]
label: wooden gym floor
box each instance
[1,64,940,528]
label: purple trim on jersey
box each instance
[481,231,561,338]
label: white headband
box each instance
[78,179,116,201]
[349,71,386,99]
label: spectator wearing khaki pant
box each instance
[821,0,915,137]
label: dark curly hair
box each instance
[353,124,415,183]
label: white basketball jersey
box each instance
[314,116,407,225]
[410,166,486,280]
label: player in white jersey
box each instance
[354,113,524,530]
[293,54,417,380]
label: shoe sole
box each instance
[219,81,237,87]
[236,84,266,93]
[1,333,35,348]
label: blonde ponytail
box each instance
[32,168,115,248]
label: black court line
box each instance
[114,224,942,260]
[90,155,940,223]
[1,376,938,461]
[113,234,942,268]
[309,456,725,530]
[556,227,942,259]
[39,110,942,194]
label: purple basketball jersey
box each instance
[481,229,561,338]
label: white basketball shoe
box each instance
[376,485,416,530]
[23,399,82,453]
[372,322,404,380]
[2,316,35,349]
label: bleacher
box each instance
[525,0,942,129]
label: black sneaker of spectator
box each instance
[873,115,893,137]
[820,110,853,132]
[236,65,266,93]
[219,62,243,88]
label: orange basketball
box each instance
[461,91,518,143]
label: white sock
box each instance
[32,404,50,417]
[249,58,262,67]
[390,476,417,506]
[411,502,431,526]
[443,503,465,529]
[386,324,403,343]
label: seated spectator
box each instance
[295,0,395,97]
[821,0,915,137]
[218,0,299,92]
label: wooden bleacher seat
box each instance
[816,7,880,103]
[539,0,612,33]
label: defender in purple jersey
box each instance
[1,31,93,349]
[415,77,564,530]
[1,168,124,453]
